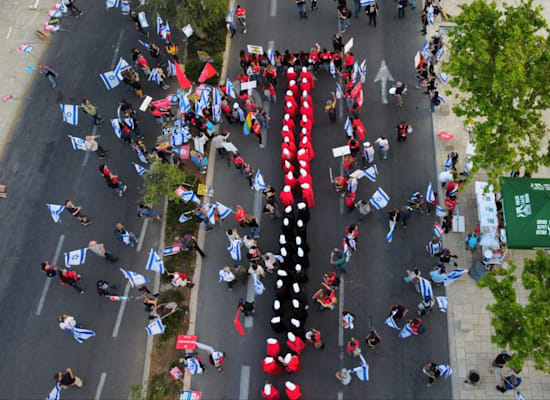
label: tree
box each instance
[478,250,550,373]
[444,0,550,186]
[141,159,190,205]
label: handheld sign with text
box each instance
[176,334,197,350]
[332,145,351,158]
[247,44,264,55]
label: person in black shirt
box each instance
[55,367,83,389]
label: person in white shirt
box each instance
[438,170,455,187]
[58,314,77,331]
[374,136,389,159]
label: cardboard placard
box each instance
[240,80,257,90]
[197,184,214,197]
[247,44,264,55]
[180,391,202,400]
[332,145,351,158]
[223,142,239,153]
[182,24,193,38]
[139,95,153,112]
[344,37,354,53]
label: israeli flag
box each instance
[433,222,444,238]
[253,273,265,295]
[427,240,442,255]
[133,162,148,176]
[228,239,242,261]
[148,68,161,85]
[387,215,397,243]
[120,268,148,287]
[237,107,245,122]
[60,104,78,125]
[330,60,336,77]
[439,73,449,83]
[516,390,526,400]
[399,323,414,339]
[428,5,434,25]
[136,148,148,164]
[111,119,122,139]
[106,0,120,9]
[364,165,378,182]
[179,92,191,113]
[205,203,216,225]
[180,190,201,205]
[178,213,192,223]
[195,97,204,117]
[436,47,445,62]
[45,383,61,400]
[156,14,163,36]
[344,117,353,137]
[200,86,211,108]
[120,0,130,14]
[343,313,355,329]
[437,95,445,104]
[168,60,176,77]
[185,357,202,375]
[267,47,275,66]
[385,314,400,330]
[64,248,87,268]
[100,70,120,90]
[146,249,165,274]
[435,205,446,217]
[360,0,374,5]
[138,39,151,49]
[216,202,232,219]
[253,170,266,192]
[213,88,222,123]
[71,326,95,343]
[436,365,453,378]
[114,57,131,80]
[353,354,369,381]
[68,135,87,151]
[146,319,165,336]
[226,79,236,98]
[426,182,435,203]
[421,40,430,59]
[161,21,171,41]
[436,296,448,313]
[419,277,433,301]
[47,204,65,223]
[369,187,390,210]
[353,62,359,84]
[336,83,343,99]
[343,241,352,262]
[444,269,468,287]
[359,59,367,84]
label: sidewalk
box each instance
[0,0,57,155]
[428,1,550,399]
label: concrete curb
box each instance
[183,0,235,392]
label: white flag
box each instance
[60,104,78,125]
[64,248,87,267]
[364,165,378,182]
[120,268,148,287]
[384,314,400,329]
[47,204,65,223]
[106,0,120,9]
[45,383,61,400]
[146,249,165,274]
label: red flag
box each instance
[198,62,218,83]
[351,82,362,99]
[355,89,364,109]
[234,308,245,336]
[352,119,366,141]
[174,61,191,89]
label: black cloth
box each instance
[297,203,310,223]
[59,372,75,386]
[270,318,286,333]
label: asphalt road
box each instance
[0,5,171,399]
[192,1,451,400]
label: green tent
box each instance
[501,177,550,249]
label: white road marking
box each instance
[31,0,40,10]
[270,0,277,17]
[239,365,251,400]
[111,282,131,337]
[94,372,107,400]
[35,234,65,316]
[136,218,149,252]
[6,27,13,40]
[374,59,395,105]
[338,278,345,347]
[110,30,125,70]
[338,391,343,400]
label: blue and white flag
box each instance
[436,47,445,62]
[444,156,453,171]
[60,104,78,125]
[148,68,160,85]
[195,96,204,117]
[184,357,203,375]
[179,190,201,205]
[106,0,120,8]
[168,60,176,76]
[444,269,468,287]
[359,59,367,84]
[516,390,526,400]
[136,148,148,164]
[360,0,375,5]
[45,383,61,400]
[108,119,121,140]
[343,241,353,262]
[138,39,151,49]
[399,323,414,339]
[439,73,449,83]
[436,296,448,312]
[267,47,275,66]
[343,313,355,329]
[344,117,353,137]
[114,57,131,80]
[427,240,442,256]
[336,83,344,99]
[133,162,148,176]
[120,0,130,15]
[161,21,171,41]
[100,70,120,90]
[421,40,430,59]
[200,86,211,107]
[434,222,444,238]
[253,273,265,295]
[437,95,445,104]
[352,62,359,84]
[64,248,87,268]
[426,182,435,203]
[369,187,390,210]
[385,314,400,330]
[123,117,134,130]
[204,203,216,225]
[419,277,433,301]
[387,215,397,243]
[228,239,242,261]
[68,135,87,151]
[146,319,165,336]
[428,5,434,25]
[47,204,65,223]
[215,202,232,219]
[71,326,95,343]
[436,365,453,378]
[330,60,336,77]
[364,165,378,182]
[178,212,192,223]
[120,268,148,287]
[253,170,266,192]
[179,92,191,113]
[156,14,163,36]
[226,79,236,98]
[213,88,222,123]
[146,249,165,274]
[435,205,446,217]
[353,354,369,381]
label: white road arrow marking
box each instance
[374,59,394,104]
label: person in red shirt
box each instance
[261,383,281,400]
[308,43,321,71]
[445,195,457,212]
[262,357,284,375]
[282,136,297,155]
[278,353,300,373]
[300,67,314,89]
[286,66,297,83]
[332,51,343,72]
[299,136,315,160]
[300,114,312,132]
[264,64,277,86]
[285,101,297,118]
[297,148,311,164]
[300,77,312,92]
[235,205,247,226]
[279,186,295,208]
[348,138,360,158]
[320,48,332,71]
[344,51,355,73]
[282,114,296,132]
[235,5,247,34]
[266,338,280,357]
[251,119,263,147]
[301,101,314,123]
[301,90,312,105]
[263,81,276,103]
[281,148,293,166]
[285,381,302,400]
[286,332,306,355]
